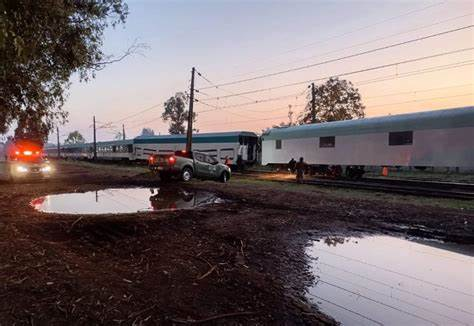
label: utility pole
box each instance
[93,116,97,160]
[186,67,195,152]
[288,104,293,126]
[310,82,316,123]
[122,124,126,140]
[56,126,60,158]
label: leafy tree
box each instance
[0,0,135,144]
[298,77,365,124]
[140,128,155,136]
[65,131,85,144]
[162,92,196,135]
[14,110,50,144]
[261,121,291,135]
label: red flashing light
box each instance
[148,156,154,163]
[168,156,176,165]
[15,151,20,155]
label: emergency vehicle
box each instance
[0,140,53,181]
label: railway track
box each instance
[239,170,474,200]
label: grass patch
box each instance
[58,159,149,174]
[365,169,474,183]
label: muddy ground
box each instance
[0,161,473,325]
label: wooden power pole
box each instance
[311,82,316,123]
[186,67,195,152]
[122,124,126,140]
[93,116,97,160]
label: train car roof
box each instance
[95,139,134,146]
[262,106,474,140]
[134,131,258,144]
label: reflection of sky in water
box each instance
[32,188,223,214]
[306,236,474,326]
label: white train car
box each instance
[133,131,258,164]
[96,139,134,161]
[262,106,474,170]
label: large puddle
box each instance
[306,235,474,326]
[31,188,224,214]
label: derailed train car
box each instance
[261,106,474,176]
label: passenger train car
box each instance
[262,106,474,174]
[46,131,259,165]
[134,131,258,163]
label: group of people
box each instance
[288,157,307,184]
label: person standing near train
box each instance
[295,157,306,184]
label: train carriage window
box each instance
[319,136,335,148]
[275,139,282,150]
[389,131,413,146]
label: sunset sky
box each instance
[58,0,473,143]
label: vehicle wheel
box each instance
[220,171,230,183]
[181,167,193,182]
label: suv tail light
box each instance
[168,156,176,165]
[148,156,155,164]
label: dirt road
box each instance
[0,161,472,325]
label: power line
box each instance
[319,261,474,316]
[197,92,305,113]
[199,49,474,99]
[316,279,439,325]
[318,271,468,325]
[368,93,473,109]
[232,1,444,70]
[365,84,473,99]
[232,12,473,79]
[109,103,162,124]
[200,25,473,90]
[199,115,289,127]
[356,60,474,86]
[195,69,256,102]
[307,293,383,325]
[317,248,474,297]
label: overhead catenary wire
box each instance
[307,293,384,325]
[197,91,306,113]
[319,261,474,316]
[199,25,474,90]
[368,93,474,109]
[315,279,439,325]
[317,248,474,297]
[197,47,474,99]
[232,1,444,70]
[317,271,469,325]
[233,12,473,78]
[195,69,257,102]
[364,83,474,99]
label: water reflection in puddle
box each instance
[31,188,224,214]
[306,235,474,326]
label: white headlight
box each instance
[16,166,28,173]
[41,165,52,173]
